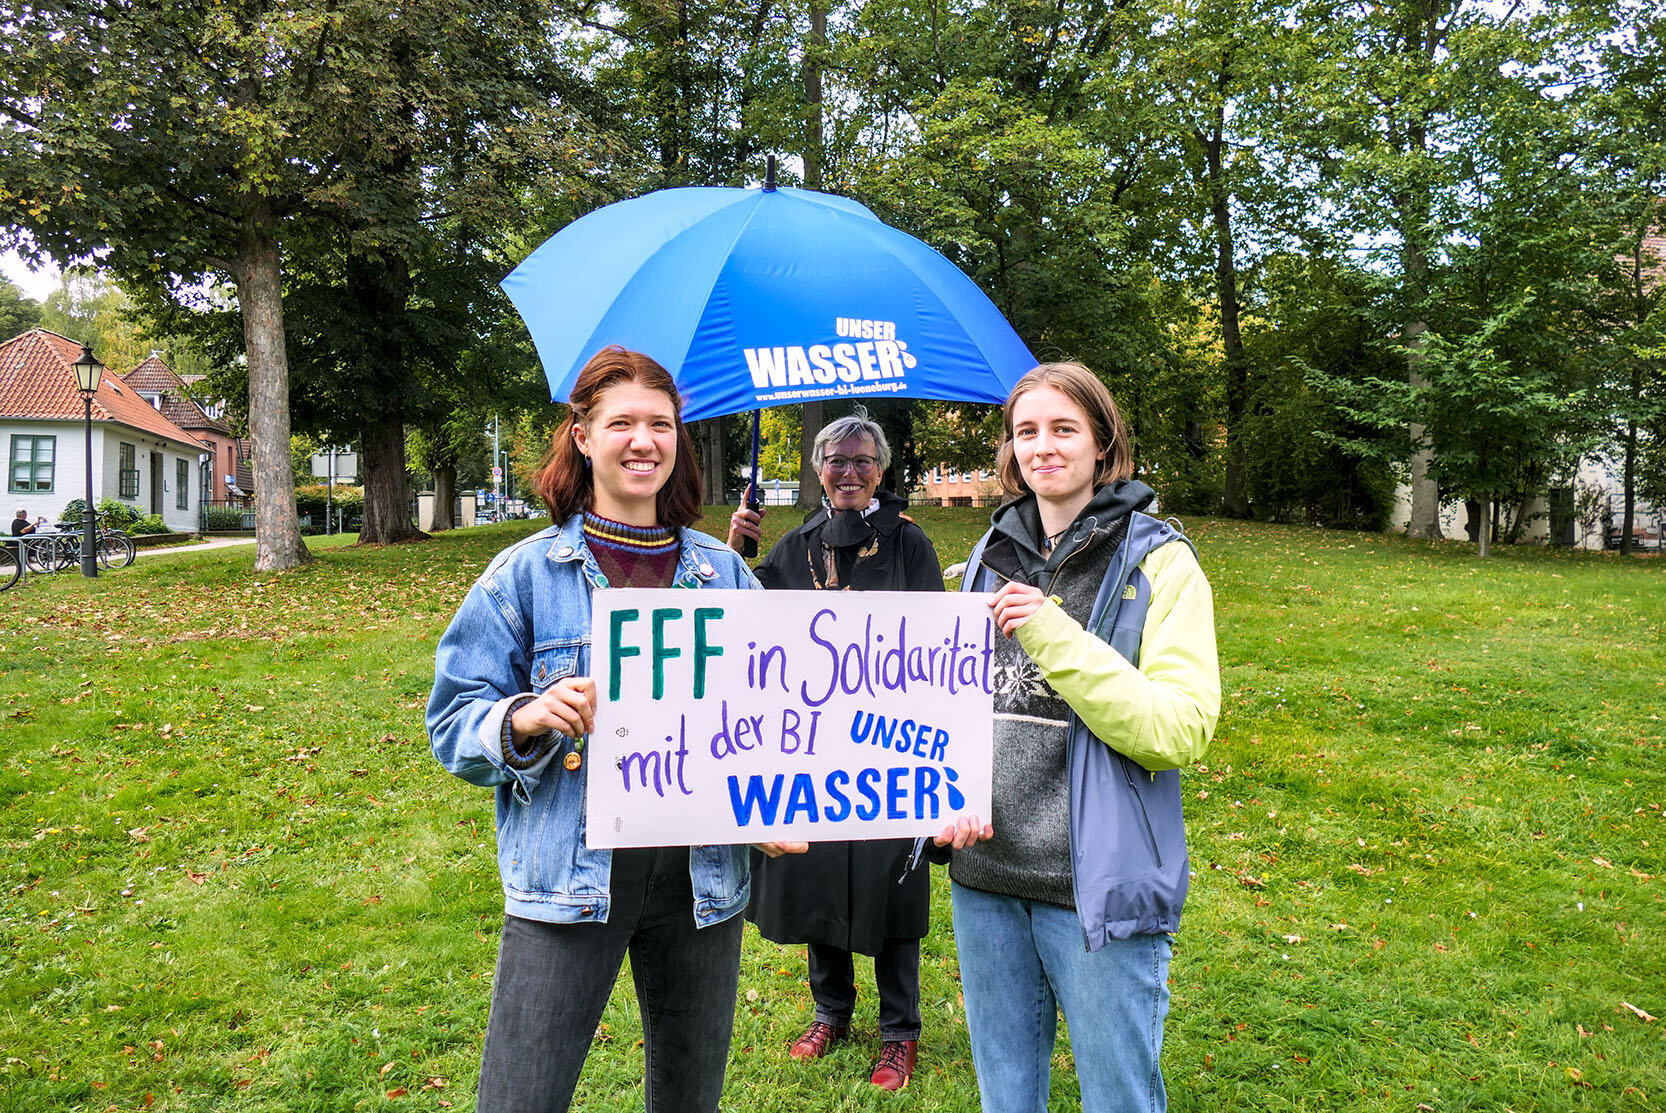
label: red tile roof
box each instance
[0,329,208,449]
[121,354,234,437]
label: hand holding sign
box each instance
[991,581,1048,639]
[933,813,993,850]
[511,677,597,747]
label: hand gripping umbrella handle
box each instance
[742,409,761,559]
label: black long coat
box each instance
[745,491,944,954]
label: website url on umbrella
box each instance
[756,382,910,405]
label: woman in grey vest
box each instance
[932,362,1220,1113]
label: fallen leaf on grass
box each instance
[1466,1032,1479,1047]
[425,1077,447,1090]
[1577,1025,1593,1037]
[1567,1067,1593,1087]
[1347,863,1383,876]
[1592,856,1613,869]
[1619,1001,1657,1023]
[184,869,208,885]
[386,1088,408,1098]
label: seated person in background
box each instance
[11,509,34,537]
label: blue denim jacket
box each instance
[427,513,763,927]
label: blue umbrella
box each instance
[502,168,1036,423]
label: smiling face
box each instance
[818,432,882,511]
[1010,384,1107,511]
[572,379,680,525]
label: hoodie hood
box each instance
[984,478,1156,585]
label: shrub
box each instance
[203,506,250,530]
[294,484,364,518]
[130,514,169,535]
[56,498,88,527]
[96,498,143,528]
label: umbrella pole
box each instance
[742,409,762,559]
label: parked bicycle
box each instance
[23,513,137,576]
[0,539,19,592]
[62,513,138,570]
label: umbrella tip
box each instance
[764,154,777,192]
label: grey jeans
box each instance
[476,847,744,1113]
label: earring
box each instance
[583,455,591,468]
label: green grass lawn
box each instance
[2,511,1661,1112]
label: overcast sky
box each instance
[2,248,60,301]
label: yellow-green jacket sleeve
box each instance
[1014,542,1220,771]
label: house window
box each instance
[8,435,55,493]
[177,458,189,509]
[931,466,942,483]
[119,442,140,499]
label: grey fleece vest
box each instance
[961,511,1197,949]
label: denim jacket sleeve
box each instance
[1015,541,1220,772]
[427,568,557,796]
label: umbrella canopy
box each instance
[503,183,1036,422]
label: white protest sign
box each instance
[585,589,995,848]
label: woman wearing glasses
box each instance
[727,408,943,1090]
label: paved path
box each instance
[135,536,259,559]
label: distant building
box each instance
[122,353,250,515]
[914,464,1001,506]
[1,329,208,532]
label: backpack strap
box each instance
[959,529,995,593]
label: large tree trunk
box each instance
[1477,494,1493,558]
[1206,115,1250,519]
[359,399,426,544]
[798,401,825,509]
[1621,417,1637,556]
[234,208,310,571]
[1402,23,1441,540]
[430,462,457,532]
[1402,222,1440,537]
[695,416,727,503]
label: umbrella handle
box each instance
[742,409,761,559]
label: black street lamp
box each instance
[72,344,104,578]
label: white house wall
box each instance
[100,430,205,533]
[4,418,83,525]
[5,418,204,533]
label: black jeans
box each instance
[808,938,922,1042]
[476,847,744,1113]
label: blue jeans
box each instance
[951,882,1172,1113]
[477,848,743,1113]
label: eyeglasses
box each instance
[822,455,878,475]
